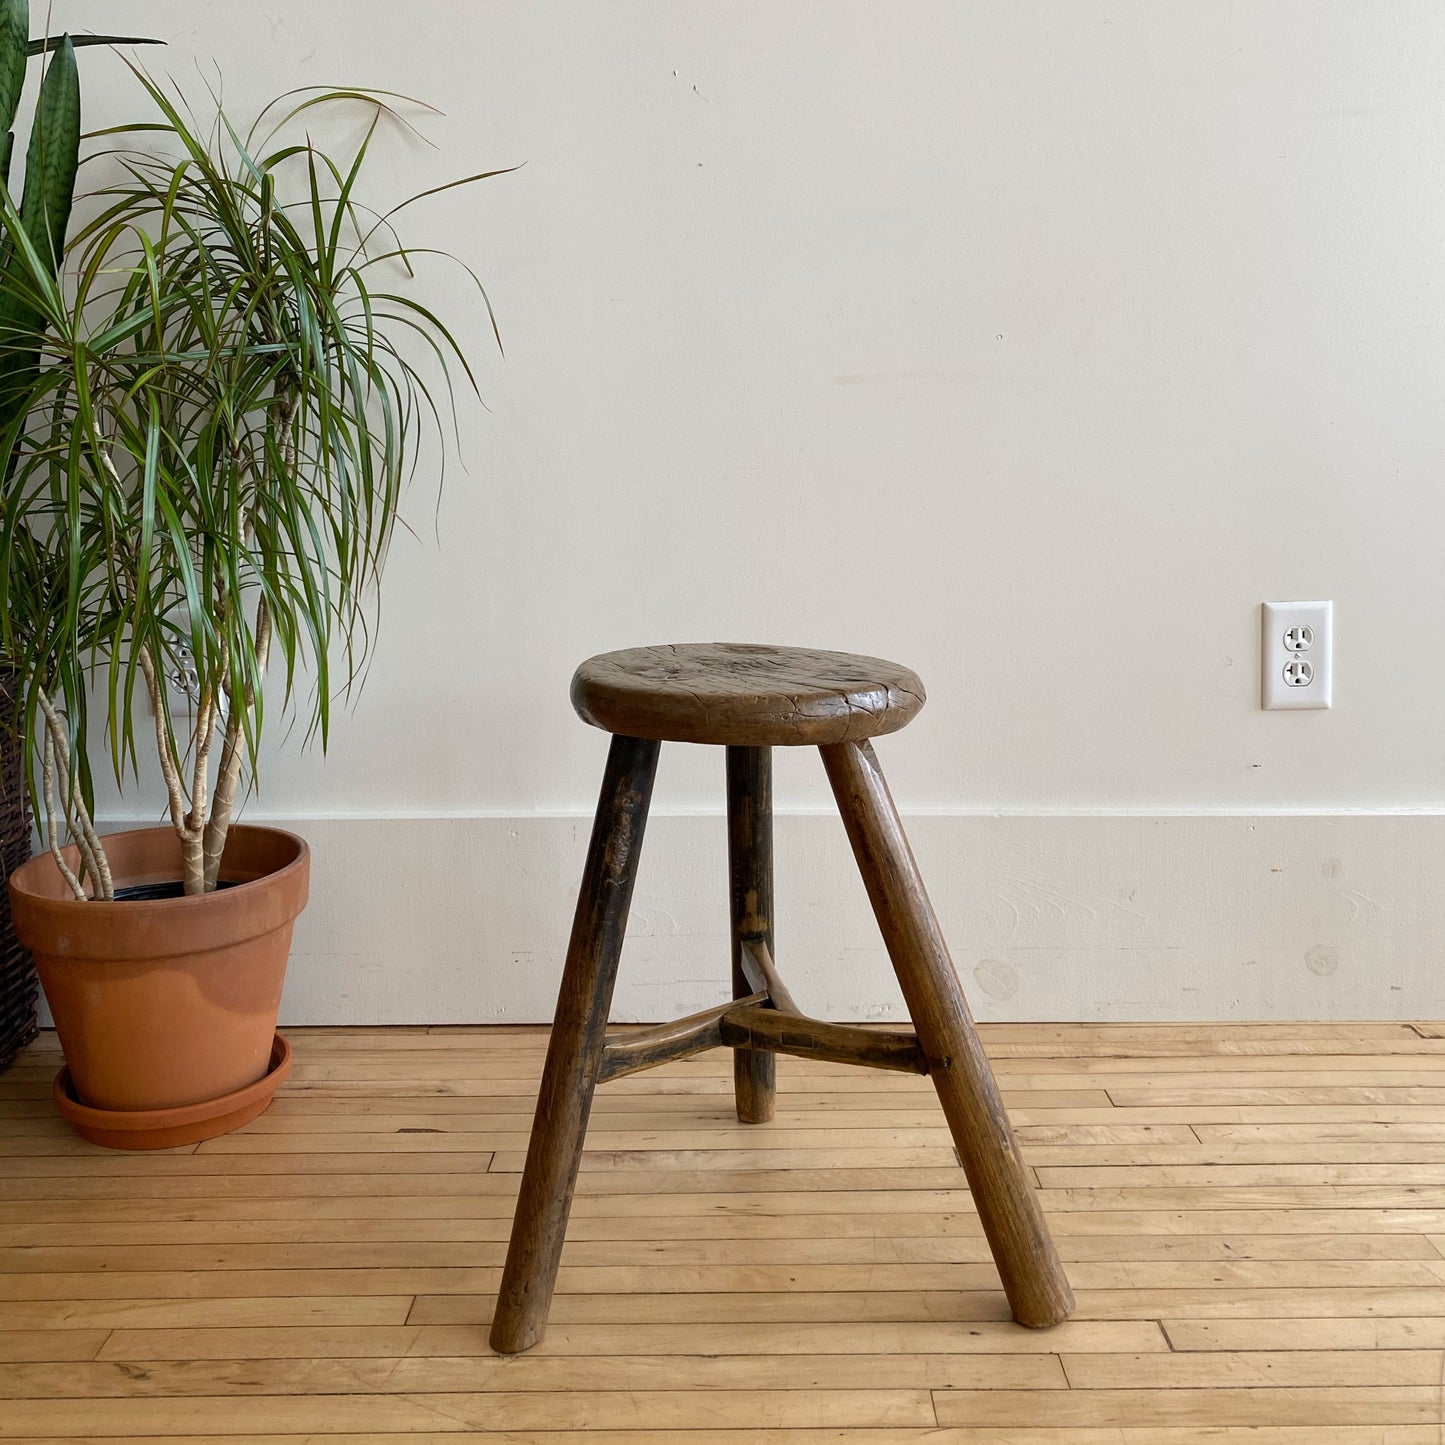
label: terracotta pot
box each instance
[7,825,309,1112]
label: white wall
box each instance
[52,1,1445,1021]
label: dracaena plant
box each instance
[1,56,503,898]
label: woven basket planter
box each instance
[0,669,37,1072]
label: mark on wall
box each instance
[1304,943,1341,978]
[1321,857,1383,925]
[974,958,1020,1001]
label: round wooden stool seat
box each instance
[570,642,926,746]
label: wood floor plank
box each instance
[0,1330,108,1363]
[1197,1122,1445,1142]
[279,1079,1116,1107]
[0,1297,415,1330]
[2,1114,1188,1141]
[1163,1315,1445,1350]
[94,1318,1165,1360]
[12,1181,1445,1218]
[0,1219,1440,1254]
[21,1093,1445,1123]
[5,1200,1445,1236]
[932,1386,1445,1427]
[1109,1086,1445,1106]
[14,1433,1445,1445]
[404,1284,1445,1325]
[1,1231,1428,1273]
[1047,1069,1445,1088]
[0,1388,940,1434]
[1037,1163,1445,1186]
[166,1122,1194,1152]
[8,1258,1441,1302]
[0,1351,1068,1397]
[998,1053,1445,1073]
[1040,1185,1445,1209]
[1061,1349,1445,1388]
[11,1431,1445,1445]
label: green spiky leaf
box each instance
[0,0,26,137]
[21,31,78,267]
[0,30,75,441]
[27,35,162,57]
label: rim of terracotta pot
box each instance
[7,825,310,961]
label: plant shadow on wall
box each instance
[1,22,509,1144]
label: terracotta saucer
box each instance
[52,1033,293,1150]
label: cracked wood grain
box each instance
[571,643,925,746]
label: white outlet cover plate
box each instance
[1261,600,1332,710]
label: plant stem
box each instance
[136,639,208,892]
[202,600,270,891]
[42,708,102,890]
[34,685,114,899]
[182,681,215,895]
[39,726,85,902]
[136,642,187,833]
[197,402,290,892]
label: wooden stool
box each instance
[489,643,1075,1354]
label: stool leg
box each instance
[490,733,661,1354]
[727,745,776,1124]
[819,738,1075,1329]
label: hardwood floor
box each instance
[4,1021,1445,1441]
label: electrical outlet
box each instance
[141,639,201,718]
[167,642,200,702]
[1262,601,1332,710]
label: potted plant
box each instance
[2,49,501,1146]
[0,7,159,1074]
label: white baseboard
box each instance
[182,811,1445,1025]
[41,812,1441,1027]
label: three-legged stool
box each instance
[490,643,1075,1354]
